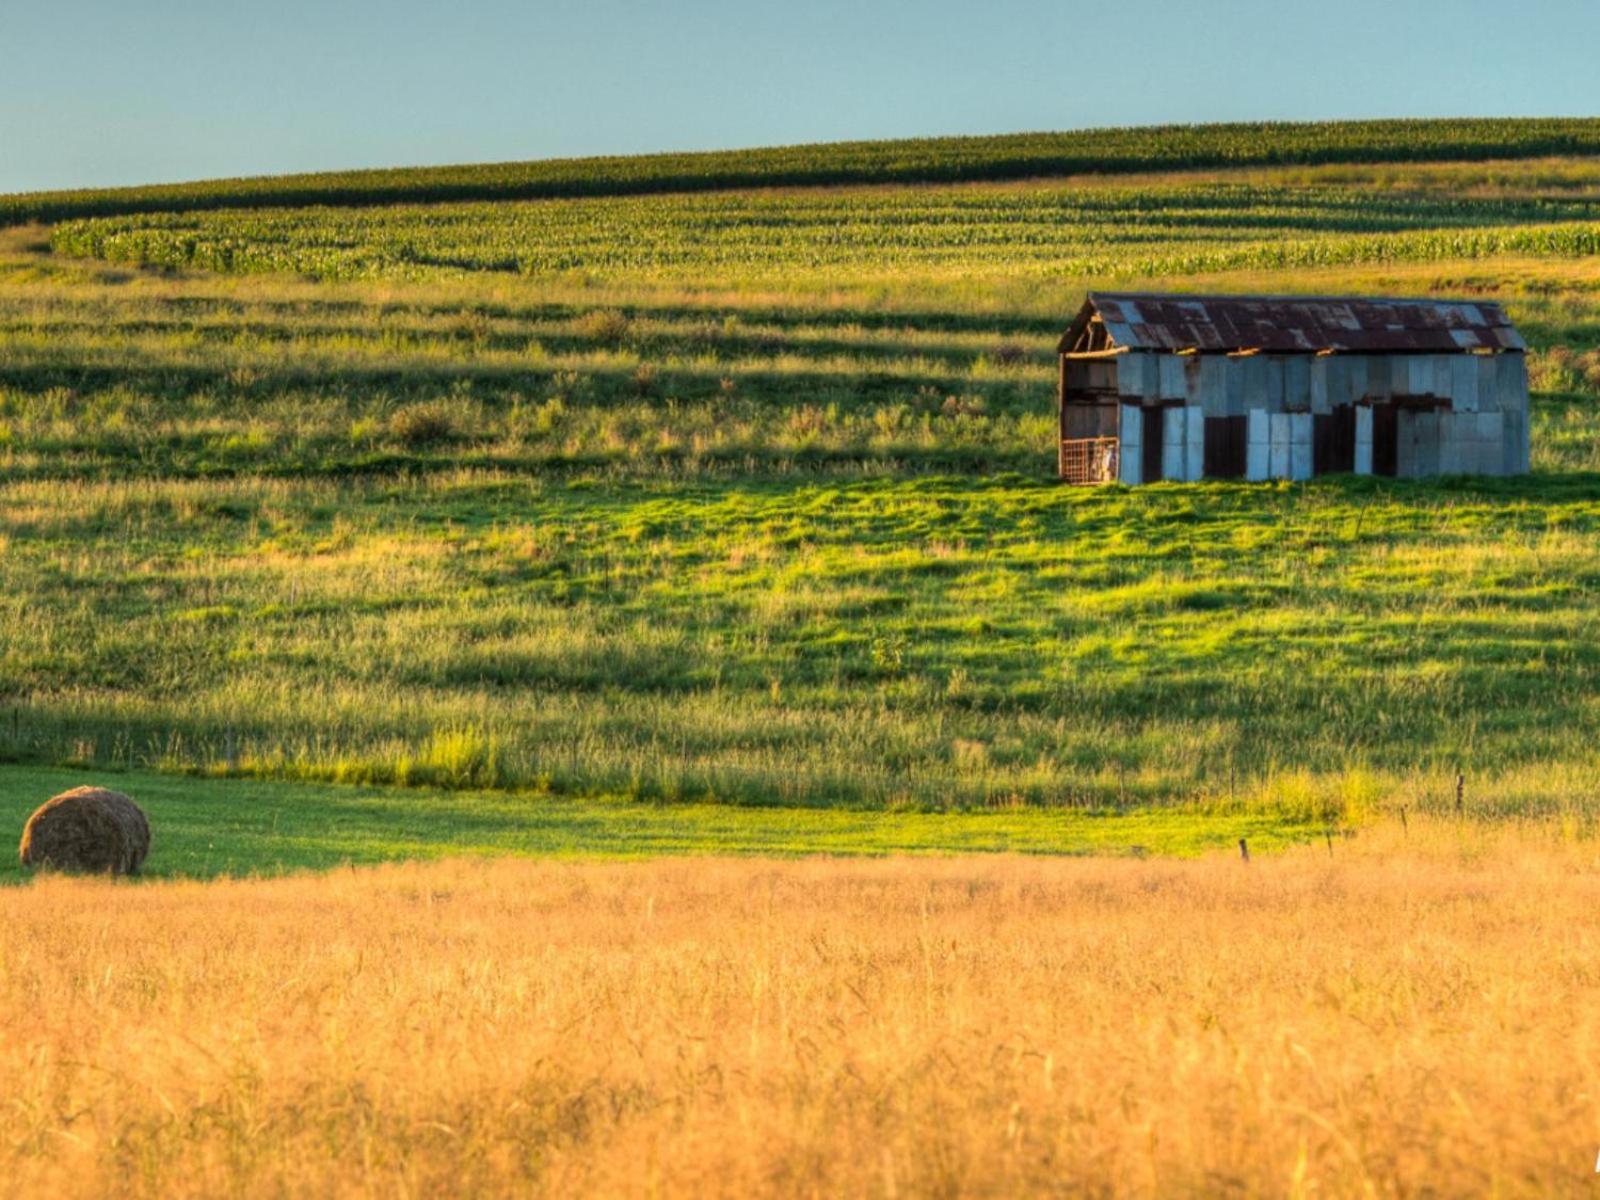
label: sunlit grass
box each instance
[3,826,1599,1194]
[4,464,1600,814]
[0,765,1317,884]
[5,158,1600,820]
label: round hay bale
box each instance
[19,786,150,876]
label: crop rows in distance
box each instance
[47,180,1600,284]
[10,117,1600,227]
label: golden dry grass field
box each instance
[4,822,1598,1197]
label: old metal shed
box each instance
[1057,292,1530,484]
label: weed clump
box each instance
[990,342,1028,368]
[631,362,659,397]
[389,404,455,448]
[575,309,631,346]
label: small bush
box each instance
[631,362,659,397]
[575,309,632,346]
[546,369,592,404]
[990,342,1028,368]
[454,309,493,347]
[389,404,455,448]
[530,397,567,436]
[869,633,907,675]
[787,405,828,437]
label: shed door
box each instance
[1204,416,1247,478]
[1314,405,1356,475]
[1141,407,1165,482]
[1371,404,1398,477]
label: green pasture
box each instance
[0,766,1312,883]
[4,130,1600,847]
[4,465,1599,817]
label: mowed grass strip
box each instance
[0,766,1312,882]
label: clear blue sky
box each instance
[6,0,1599,193]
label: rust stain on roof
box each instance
[1063,292,1526,355]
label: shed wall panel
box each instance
[1499,354,1528,408]
[1185,404,1205,480]
[1241,357,1268,411]
[1438,413,1464,475]
[1354,405,1374,475]
[1199,356,1229,417]
[1162,404,1187,480]
[1451,355,1480,412]
[1478,411,1507,476]
[1269,413,1291,479]
[1247,409,1270,481]
[1285,357,1311,411]
[1115,352,1146,399]
[1414,411,1441,477]
[1265,358,1286,409]
[1119,404,1143,485]
[1407,355,1433,397]
[1223,358,1246,416]
[1289,412,1313,480]
[1159,355,1187,401]
[1432,355,1455,401]
[1476,355,1502,413]
[1345,357,1368,403]
[1396,410,1416,477]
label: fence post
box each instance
[1455,773,1465,816]
[1238,838,1250,864]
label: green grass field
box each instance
[0,765,1315,882]
[5,120,1600,872]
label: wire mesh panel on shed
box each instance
[1060,437,1120,485]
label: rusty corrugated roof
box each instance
[1063,292,1526,355]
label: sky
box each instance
[5,0,1600,194]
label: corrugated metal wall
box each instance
[1081,347,1530,481]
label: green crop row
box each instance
[12,117,1600,226]
[50,179,1600,285]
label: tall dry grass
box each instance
[4,825,1599,1196]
